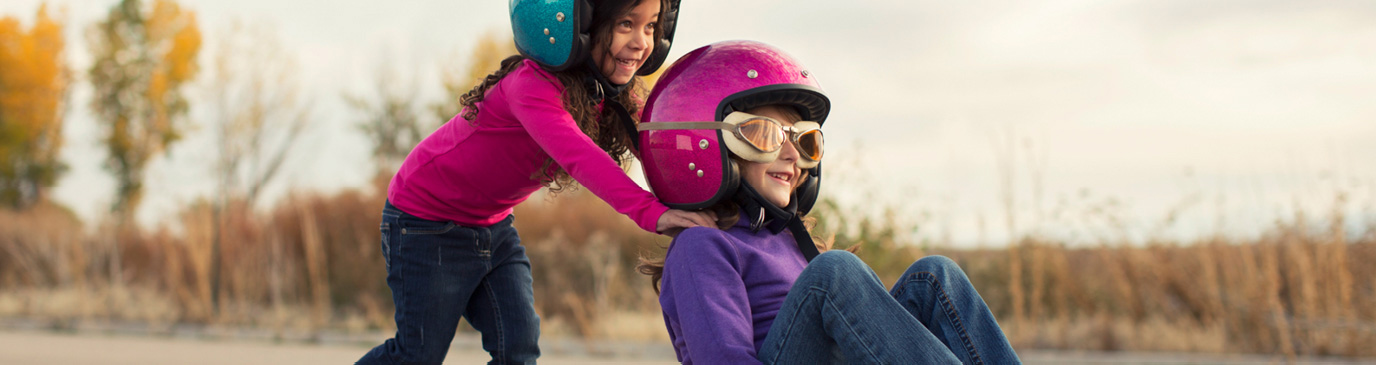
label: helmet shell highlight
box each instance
[640,40,829,210]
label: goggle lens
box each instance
[796,129,824,161]
[738,118,785,152]
[634,112,825,168]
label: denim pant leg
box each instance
[758,251,961,365]
[890,256,1021,365]
[358,202,490,365]
[461,215,540,365]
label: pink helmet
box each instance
[639,40,830,212]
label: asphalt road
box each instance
[1,329,1364,364]
[0,330,676,365]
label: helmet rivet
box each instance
[543,28,550,35]
[801,70,810,78]
[747,69,758,79]
[697,170,704,177]
[556,12,566,22]
[699,139,709,149]
[549,37,556,44]
[688,162,695,170]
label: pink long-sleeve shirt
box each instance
[387,59,668,233]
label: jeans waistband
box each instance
[384,200,514,230]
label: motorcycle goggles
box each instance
[638,112,824,169]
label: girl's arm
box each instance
[660,228,763,364]
[506,63,670,233]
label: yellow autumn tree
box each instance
[0,4,69,210]
[87,0,201,218]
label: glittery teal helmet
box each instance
[509,0,680,74]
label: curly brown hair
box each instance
[457,0,669,193]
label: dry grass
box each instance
[790,192,1373,358]
[1,185,1373,358]
[931,236,1375,357]
[515,189,669,338]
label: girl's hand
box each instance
[656,209,718,233]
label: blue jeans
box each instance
[357,201,540,365]
[758,251,1020,364]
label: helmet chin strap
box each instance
[584,59,629,101]
[584,60,642,152]
[735,181,821,262]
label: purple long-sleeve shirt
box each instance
[659,216,808,364]
[387,59,668,233]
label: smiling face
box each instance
[740,105,806,208]
[590,0,660,85]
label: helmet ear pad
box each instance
[566,0,593,68]
[638,38,672,75]
[568,34,590,68]
[795,163,821,215]
[720,156,742,205]
[580,0,593,30]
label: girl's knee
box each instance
[908,255,963,278]
[811,250,863,270]
[799,250,873,286]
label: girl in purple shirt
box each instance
[358,1,713,364]
[636,41,1022,364]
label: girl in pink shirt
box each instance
[357,1,709,363]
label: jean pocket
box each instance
[380,222,392,269]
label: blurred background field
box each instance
[3,180,1374,359]
[3,0,1376,361]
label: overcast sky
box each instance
[4,0,1375,245]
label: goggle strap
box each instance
[636,122,733,131]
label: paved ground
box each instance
[0,330,676,365]
[2,329,1370,364]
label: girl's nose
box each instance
[779,139,799,162]
[630,29,650,51]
